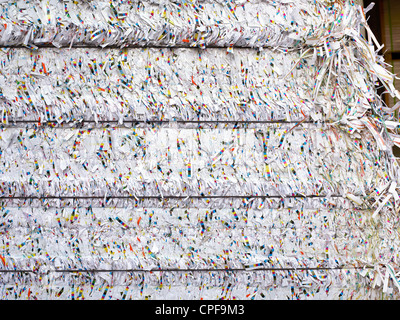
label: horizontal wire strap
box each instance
[0,45,294,50]
[2,120,322,124]
[0,195,344,200]
[0,266,374,273]
[0,120,325,129]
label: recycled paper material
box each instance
[1,0,400,300]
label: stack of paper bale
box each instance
[0,0,400,300]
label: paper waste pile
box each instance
[0,0,400,300]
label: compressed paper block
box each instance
[0,203,398,299]
[0,46,390,123]
[0,0,360,49]
[0,126,389,197]
[1,204,399,270]
[0,47,323,122]
[1,0,400,300]
[0,269,386,300]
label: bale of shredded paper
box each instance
[0,0,400,300]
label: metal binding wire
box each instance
[0,266,374,273]
[0,195,343,200]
